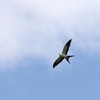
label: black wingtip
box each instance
[53,65,54,68]
[53,64,55,68]
[69,39,72,42]
[68,39,72,42]
[65,39,72,46]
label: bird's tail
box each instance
[66,55,74,64]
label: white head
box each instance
[59,53,61,56]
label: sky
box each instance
[0,0,100,100]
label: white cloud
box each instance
[0,0,100,69]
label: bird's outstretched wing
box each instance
[53,56,64,68]
[62,39,72,55]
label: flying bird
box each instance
[53,39,74,68]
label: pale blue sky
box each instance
[0,54,100,100]
[0,0,100,100]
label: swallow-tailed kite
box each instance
[53,39,74,68]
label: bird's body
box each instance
[59,53,68,58]
[53,39,74,68]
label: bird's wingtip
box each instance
[70,39,72,41]
[53,64,55,68]
[53,63,56,68]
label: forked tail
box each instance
[66,55,74,64]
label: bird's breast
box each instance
[60,54,68,58]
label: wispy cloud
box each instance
[0,0,100,69]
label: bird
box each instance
[53,39,74,68]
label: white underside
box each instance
[59,53,68,58]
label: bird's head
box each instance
[59,53,61,56]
